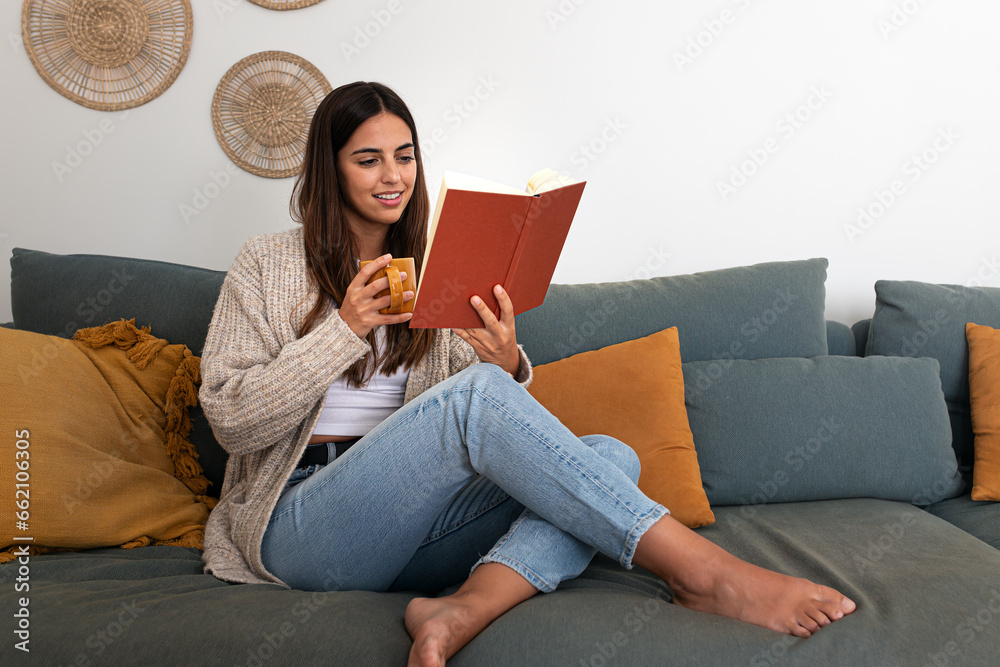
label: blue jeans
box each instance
[259,364,669,594]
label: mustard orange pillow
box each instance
[967,322,1000,501]
[0,320,215,562]
[527,327,714,528]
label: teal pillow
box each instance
[683,355,963,506]
[517,258,829,365]
[865,280,1000,479]
[10,247,225,355]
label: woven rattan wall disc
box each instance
[21,0,193,111]
[247,0,326,9]
[211,51,332,179]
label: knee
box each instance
[582,434,641,483]
[456,362,513,392]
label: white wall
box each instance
[2,0,998,327]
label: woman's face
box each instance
[337,112,417,233]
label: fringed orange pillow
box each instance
[0,319,216,563]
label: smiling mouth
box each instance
[373,192,402,201]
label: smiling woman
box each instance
[198,81,855,667]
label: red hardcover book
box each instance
[409,169,586,329]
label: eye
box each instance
[397,155,415,163]
[359,158,378,167]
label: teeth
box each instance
[374,193,400,199]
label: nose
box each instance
[381,160,400,184]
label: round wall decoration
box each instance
[247,0,326,9]
[211,51,332,179]
[21,0,193,111]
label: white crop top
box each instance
[311,326,410,437]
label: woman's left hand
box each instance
[452,284,520,376]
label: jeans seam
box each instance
[422,491,511,543]
[271,465,324,523]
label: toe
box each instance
[790,623,813,639]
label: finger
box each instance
[493,284,515,326]
[354,253,394,287]
[451,327,474,346]
[384,311,413,325]
[469,295,497,328]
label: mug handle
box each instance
[384,265,403,313]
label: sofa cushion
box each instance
[527,327,714,528]
[865,280,1000,479]
[924,492,1000,549]
[10,247,225,355]
[515,258,830,366]
[7,499,1000,666]
[9,247,229,494]
[966,322,1000,501]
[0,320,214,561]
[851,319,871,358]
[826,320,857,356]
[683,355,963,506]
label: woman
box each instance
[199,81,855,667]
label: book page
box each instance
[417,179,450,302]
[526,168,577,195]
[443,170,531,197]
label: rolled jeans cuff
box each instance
[469,554,559,594]
[620,503,670,570]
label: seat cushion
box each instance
[7,499,1000,666]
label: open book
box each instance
[409,169,586,329]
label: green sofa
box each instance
[3,246,999,666]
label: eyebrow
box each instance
[350,142,415,156]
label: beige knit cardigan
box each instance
[199,227,533,587]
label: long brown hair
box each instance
[290,81,432,387]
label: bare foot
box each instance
[404,563,538,666]
[633,515,856,638]
[404,594,481,667]
[670,554,857,637]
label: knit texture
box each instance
[199,227,533,587]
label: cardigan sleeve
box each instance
[198,238,371,456]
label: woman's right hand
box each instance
[338,254,414,338]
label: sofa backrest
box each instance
[514,258,832,365]
[9,248,852,498]
[10,247,225,355]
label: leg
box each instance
[390,435,636,594]
[405,563,536,667]
[395,434,643,667]
[632,515,857,638]
[260,365,661,592]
